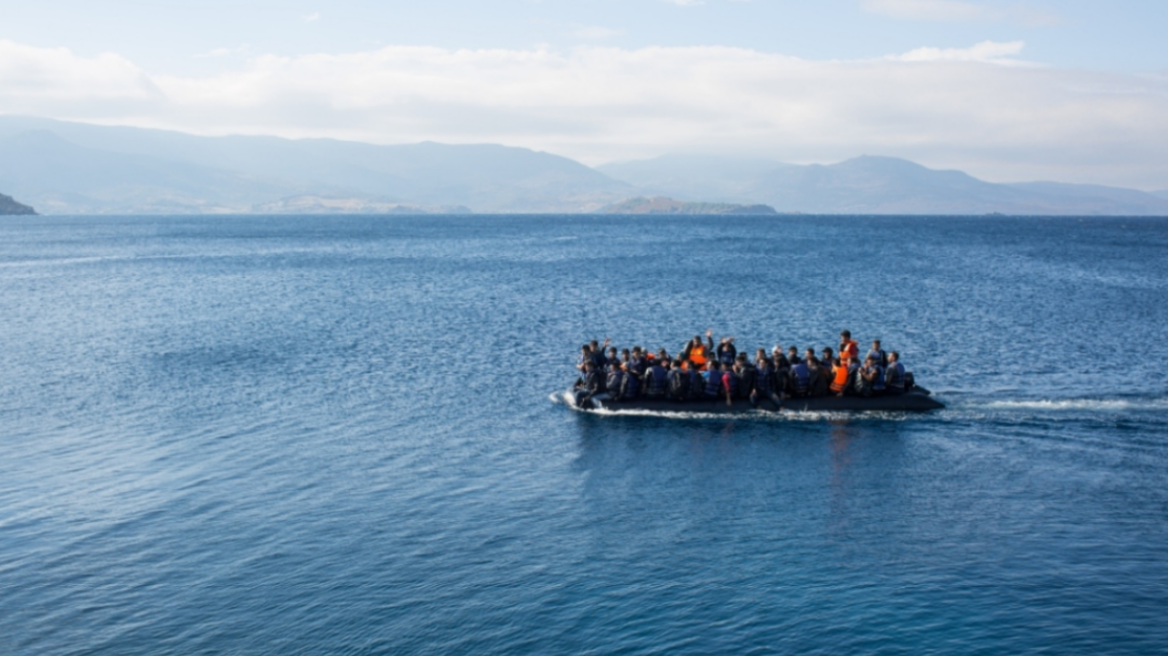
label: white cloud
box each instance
[0,38,1165,187]
[892,40,1030,65]
[863,0,1060,25]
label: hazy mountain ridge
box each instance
[0,116,633,214]
[2,116,1166,215]
[598,155,1168,216]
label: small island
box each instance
[0,193,37,215]
[599,196,777,215]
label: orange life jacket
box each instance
[840,339,859,362]
[830,364,850,392]
[689,344,709,369]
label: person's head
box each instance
[756,348,767,360]
[872,339,881,349]
[787,346,798,356]
[621,348,630,360]
[736,353,747,363]
[632,346,642,355]
[840,330,851,340]
[590,340,600,350]
[583,361,594,371]
[708,360,720,371]
[823,346,834,356]
[889,351,899,362]
[607,347,617,357]
[658,348,668,359]
[692,335,702,345]
[865,355,875,366]
[772,344,782,356]
[581,344,590,353]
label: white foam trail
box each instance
[974,398,1168,412]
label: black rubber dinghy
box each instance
[568,387,944,414]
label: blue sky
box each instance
[1,0,1167,187]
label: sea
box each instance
[2,214,1167,655]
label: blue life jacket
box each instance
[606,370,625,396]
[704,370,722,396]
[755,364,773,394]
[645,365,668,396]
[872,365,886,391]
[667,368,690,399]
[791,363,810,393]
[885,362,905,388]
[622,372,640,399]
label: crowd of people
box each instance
[573,329,912,407]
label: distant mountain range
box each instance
[1,116,1166,216]
[599,197,777,215]
[597,155,1168,216]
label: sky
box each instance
[1,0,1167,188]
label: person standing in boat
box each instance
[839,330,860,366]
[716,336,737,367]
[577,361,605,405]
[681,330,714,370]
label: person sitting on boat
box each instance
[829,358,851,397]
[576,345,593,374]
[839,330,860,366]
[577,361,605,404]
[884,351,906,395]
[667,359,690,402]
[771,352,791,398]
[753,350,782,407]
[854,356,885,398]
[620,362,641,400]
[733,353,756,401]
[642,357,669,399]
[820,346,836,370]
[771,345,790,369]
[786,346,802,366]
[806,349,830,397]
[703,360,725,401]
[867,339,887,368]
[681,330,714,370]
[789,358,811,398]
[606,363,626,400]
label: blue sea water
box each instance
[1,214,1167,655]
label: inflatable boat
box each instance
[567,386,944,414]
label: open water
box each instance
[2,214,1167,655]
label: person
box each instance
[789,357,811,397]
[591,338,610,367]
[733,353,756,401]
[754,351,782,407]
[786,346,802,366]
[771,345,790,370]
[642,357,669,398]
[884,351,906,394]
[576,345,593,374]
[716,336,737,367]
[839,330,860,366]
[703,360,725,400]
[620,362,641,400]
[806,349,829,397]
[829,357,851,397]
[681,330,714,370]
[820,346,836,371]
[576,361,605,404]
[606,346,619,369]
[688,360,707,401]
[606,363,626,400]
[720,361,737,406]
[667,359,691,401]
[630,346,648,377]
[867,339,887,368]
[854,356,885,397]
[772,353,791,398]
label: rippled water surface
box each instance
[2,215,1167,655]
